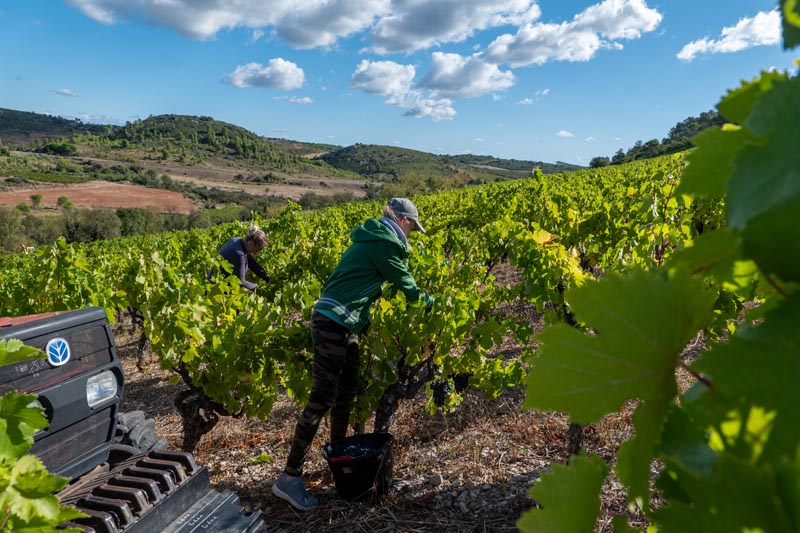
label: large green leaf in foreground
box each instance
[517,454,608,533]
[525,268,715,504]
[525,268,715,423]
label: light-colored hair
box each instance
[245,224,268,247]
[383,204,399,223]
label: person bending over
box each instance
[215,224,270,290]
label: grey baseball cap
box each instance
[389,197,426,233]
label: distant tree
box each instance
[589,156,611,168]
[16,202,31,213]
[661,110,725,153]
[0,206,26,252]
[23,214,66,246]
[39,142,77,156]
[611,149,627,165]
[57,196,74,210]
[0,136,9,156]
[116,207,164,236]
[30,194,42,208]
[64,209,121,243]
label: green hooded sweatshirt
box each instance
[314,218,432,333]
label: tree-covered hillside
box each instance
[317,143,581,184]
[0,108,106,146]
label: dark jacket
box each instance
[314,218,432,333]
[217,237,270,290]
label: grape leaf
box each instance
[12,455,69,497]
[654,406,716,504]
[783,0,800,48]
[677,126,752,198]
[727,75,800,230]
[517,454,608,533]
[0,392,49,457]
[691,294,800,462]
[652,454,798,533]
[717,69,787,125]
[741,197,800,283]
[0,339,45,366]
[664,228,740,281]
[526,269,715,507]
[526,268,715,424]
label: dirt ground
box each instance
[0,181,198,213]
[1,151,368,213]
[113,299,686,532]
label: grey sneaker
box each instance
[272,472,319,511]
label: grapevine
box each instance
[519,3,800,531]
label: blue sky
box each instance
[0,1,795,165]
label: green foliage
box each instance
[519,3,800,530]
[319,143,578,185]
[0,108,105,148]
[517,454,608,533]
[38,142,77,157]
[0,340,87,532]
[0,206,27,253]
[56,196,73,210]
[64,209,122,242]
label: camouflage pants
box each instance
[285,312,360,476]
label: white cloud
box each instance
[64,0,388,46]
[275,0,390,49]
[518,97,534,104]
[274,95,314,104]
[72,113,122,124]
[485,0,661,67]
[572,0,662,39]
[248,29,264,44]
[585,136,596,142]
[56,88,78,97]
[403,96,457,121]
[369,0,540,54]
[556,130,573,137]
[417,52,515,99]
[535,88,549,96]
[677,9,780,61]
[351,60,415,97]
[225,58,305,90]
[64,0,543,53]
[350,59,456,121]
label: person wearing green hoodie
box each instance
[272,198,433,511]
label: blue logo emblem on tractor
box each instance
[45,338,71,367]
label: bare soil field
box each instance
[3,151,369,210]
[166,173,369,201]
[0,181,198,213]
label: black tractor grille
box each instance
[57,450,266,533]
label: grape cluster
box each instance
[431,380,451,407]
[452,373,472,393]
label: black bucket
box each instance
[322,432,394,501]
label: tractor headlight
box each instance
[86,370,118,408]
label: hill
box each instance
[0,108,107,146]
[318,144,581,183]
